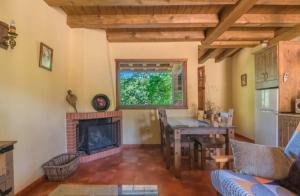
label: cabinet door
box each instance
[265,46,278,82]
[255,53,266,89]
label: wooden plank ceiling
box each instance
[45,0,300,63]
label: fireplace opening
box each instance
[76,118,121,155]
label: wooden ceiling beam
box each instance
[198,49,225,64]
[215,48,241,62]
[268,25,300,45]
[67,14,300,29]
[199,41,260,49]
[234,14,300,27]
[256,0,300,5]
[45,0,300,6]
[107,31,205,42]
[218,29,274,40]
[45,0,239,6]
[67,14,219,29]
[107,30,274,42]
[202,0,258,45]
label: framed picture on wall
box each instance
[39,42,53,71]
[241,74,247,87]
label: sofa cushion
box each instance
[230,140,293,180]
[276,153,300,195]
[211,170,296,196]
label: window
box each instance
[116,59,187,109]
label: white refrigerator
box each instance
[255,88,279,147]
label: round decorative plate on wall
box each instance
[91,94,110,112]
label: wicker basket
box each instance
[42,153,80,181]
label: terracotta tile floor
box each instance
[25,147,217,196]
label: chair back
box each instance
[284,122,300,159]
[158,109,168,127]
[158,109,168,146]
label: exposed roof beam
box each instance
[219,29,274,40]
[107,31,205,42]
[107,29,274,42]
[215,48,241,62]
[199,41,260,49]
[45,0,238,6]
[67,14,300,29]
[45,0,300,6]
[202,0,258,45]
[268,25,300,45]
[234,14,300,27]
[67,14,218,29]
[256,0,300,5]
[198,49,225,64]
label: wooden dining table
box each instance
[167,117,235,178]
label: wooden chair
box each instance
[157,109,195,170]
[194,109,234,169]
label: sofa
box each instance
[211,126,300,196]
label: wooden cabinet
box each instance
[255,41,300,113]
[254,46,278,89]
[278,114,300,147]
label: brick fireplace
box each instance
[66,111,122,163]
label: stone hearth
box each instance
[66,111,122,163]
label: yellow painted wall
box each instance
[67,29,116,112]
[66,40,233,144]
[109,42,232,144]
[231,48,257,139]
[0,0,71,192]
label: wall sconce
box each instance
[0,20,18,50]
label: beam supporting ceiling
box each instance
[107,29,274,42]
[268,25,300,45]
[67,14,300,29]
[202,0,258,45]
[67,14,219,29]
[215,48,241,62]
[45,0,300,6]
[107,31,205,42]
[199,41,261,49]
[218,29,274,40]
[198,49,225,64]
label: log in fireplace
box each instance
[76,118,121,155]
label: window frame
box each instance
[116,59,188,110]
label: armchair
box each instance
[211,123,300,196]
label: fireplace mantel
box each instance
[66,111,122,163]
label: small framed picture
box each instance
[241,74,247,87]
[39,42,53,71]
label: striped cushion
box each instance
[211,170,296,196]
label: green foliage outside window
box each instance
[120,71,173,106]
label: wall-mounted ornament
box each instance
[39,42,53,71]
[241,73,247,87]
[91,94,110,112]
[66,90,78,113]
[0,20,18,50]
